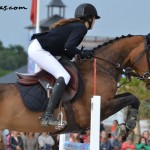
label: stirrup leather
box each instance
[55,111,67,130]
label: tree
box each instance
[0,41,27,76]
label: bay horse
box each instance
[0,34,150,135]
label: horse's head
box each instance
[94,34,150,90]
[126,35,150,90]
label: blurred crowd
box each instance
[0,120,149,150]
[69,120,150,150]
[0,131,57,150]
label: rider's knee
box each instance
[58,72,70,85]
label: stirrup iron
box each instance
[55,111,67,130]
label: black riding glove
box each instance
[79,50,94,59]
[64,48,94,59]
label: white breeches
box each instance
[28,39,71,85]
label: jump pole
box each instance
[59,133,70,150]
[60,58,101,150]
[90,95,101,150]
[89,58,101,149]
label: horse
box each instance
[0,34,150,135]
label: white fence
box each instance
[59,96,101,150]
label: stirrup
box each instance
[55,111,67,130]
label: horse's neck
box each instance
[95,36,144,68]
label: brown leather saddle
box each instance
[17,57,83,103]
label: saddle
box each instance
[17,57,83,102]
[16,57,84,133]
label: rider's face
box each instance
[91,17,95,29]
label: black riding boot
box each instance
[40,77,66,127]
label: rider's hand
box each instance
[80,50,94,59]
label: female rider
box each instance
[28,3,100,127]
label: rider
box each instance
[28,3,100,127]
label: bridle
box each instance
[93,36,150,85]
[128,36,150,80]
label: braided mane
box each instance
[93,34,133,50]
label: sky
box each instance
[1,0,150,51]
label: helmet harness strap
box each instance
[87,17,93,30]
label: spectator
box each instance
[0,130,4,150]
[70,133,81,143]
[50,135,59,150]
[2,129,10,150]
[121,135,135,150]
[111,120,118,138]
[142,131,150,146]
[10,131,24,150]
[20,132,27,150]
[100,123,105,132]
[110,135,123,150]
[100,130,112,150]
[82,129,90,143]
[38,132,55,150]
[24,132,38,150]
[6,131,12,150]
[136,136,150,150]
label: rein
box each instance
[93,56,121,69]
[93,55,131,87]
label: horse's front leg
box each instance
[103,92,140,130]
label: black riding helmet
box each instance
[75,3,100,29]
[75,3,100,20]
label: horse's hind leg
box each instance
[105,92,140,130]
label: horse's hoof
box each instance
[126,119,136,130]
[127,108,138,122]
